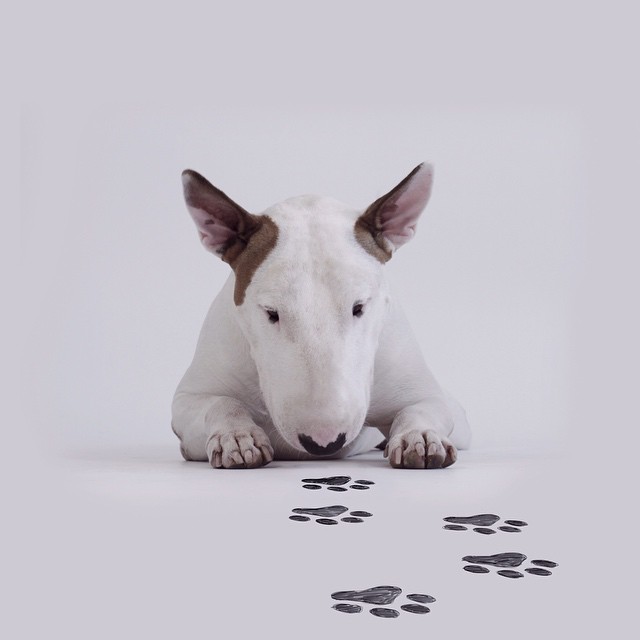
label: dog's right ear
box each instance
[181,169,262,264]
[355,163,433,263]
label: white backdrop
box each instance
[14,3,640,639]
[14,0,639,492]
[22,104,583,455]
[19,0,640,468]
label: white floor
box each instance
[11,443,629,639]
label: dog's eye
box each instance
[352,303,364,318]
[266,309,279,324]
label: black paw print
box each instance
[443,513,529,535]
[301,476,375,492]
[331,585,436,617]
[461,553,559,578]
[289,505,373,525]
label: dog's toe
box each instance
[385,429,457,469]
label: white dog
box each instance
[172,164,470,468]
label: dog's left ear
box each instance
[355,163,434,262]
[181,169,263,264]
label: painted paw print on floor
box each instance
[331,585,436,617]
[461,552,559,578]
[443,513,528,535]
[289,505,373,525]
[301,476,375,492]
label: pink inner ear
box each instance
[379,165,433,249]
[190,206,237,253]
[182,169,253,257]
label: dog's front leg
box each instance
[382,399,457,469]
[172,393,274,469]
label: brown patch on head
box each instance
[223,215,279,305]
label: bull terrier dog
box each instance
[172,163,471,469]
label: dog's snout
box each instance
[298,433,346,456]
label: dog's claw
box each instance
[443,444,457,467]
[260,446,274,464]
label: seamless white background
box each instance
[14,1,640,639]
[18,1,639,462]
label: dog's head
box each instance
[181,164,433,455]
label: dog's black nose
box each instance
[298,433,346,456]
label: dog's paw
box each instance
[384,429,457,469]
[206,427,274,469]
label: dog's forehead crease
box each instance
[252,249,378,312]
[264,195,360,242]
